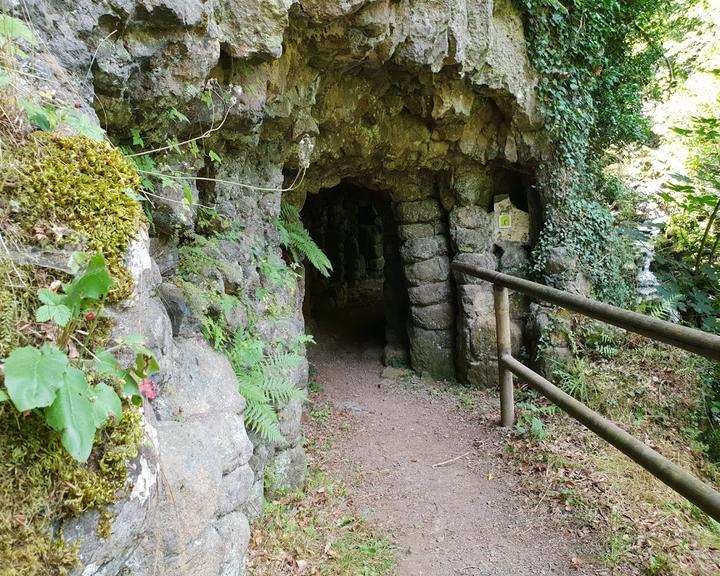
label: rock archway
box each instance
[295,164,538,384]
[253,3,547,385]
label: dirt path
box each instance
[308,303,600,576]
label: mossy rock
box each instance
[0,404,143,576]
[7,133,144,300]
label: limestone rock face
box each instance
[119,338,254,576]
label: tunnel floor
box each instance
[307,318,597,575]
[307,278,387,353]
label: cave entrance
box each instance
[301,182,411,368]
[295,165,537,385]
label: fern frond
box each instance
[245,401,285,443]
[263,374,308,403]
[228,330,265,369]
[278,201,333,277]
[280,202,301,221]
[287,223,333,278]
[237,369,270,403]
[268,351,304,371]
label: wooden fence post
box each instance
[493,285,514,427]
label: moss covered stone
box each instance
[0,403,143,576]
[9,133,144,299]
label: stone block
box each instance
[411,302,454,330]
[408,326,455,380]
[407,281,453,306]
[395,199,444,223]
[278,398,304,448]
[400,236,449,263]
[450,205,494,230]
[267,445,307,494]
[452,228,495,253]
[404,255,451,286]
[452,253,497,285]
[453,168,493,207]
[397,223,435,242]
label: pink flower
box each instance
[139,379,157,401]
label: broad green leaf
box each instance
[0,14,36,45]
[145,355,160,377]
[169,107,189,123]
[209,150,223,164]
[38,288,65,306]
[123,373,142,405]
[5,345,68,411]
[115,334,146,346]
[183,185,194,206]
[63,253,112,311]
[91,383,122,428]
[45,367,95,462]
[23,101,54,131]
[94,349,125,379]
[0,389,8,402]
[117,335,155,358]
[36,303,72,327]
[65,110,105,141]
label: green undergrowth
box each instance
[0,404,143,576]
[247,400,396,575]
[513,0,690,306]
[176,217,310,442]
[509,320,720,574]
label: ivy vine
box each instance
[514,0,687,305]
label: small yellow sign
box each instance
[499,213,512,229]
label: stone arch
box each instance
[260,3,545,384]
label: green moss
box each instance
[0,403,143,576]
[8,133,144,300]
[0,134,146,574]
[0,273,18,358]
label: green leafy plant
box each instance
[516,401,556,440]
[0,254,156,461]
[653,84,720,331]
[228,330,307,442]
[513,0,684,305]
[0,12,36,87]
[553,359,594,404]
[276,202,332,278]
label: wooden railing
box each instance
[452,262,720,522]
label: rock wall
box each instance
[12,0,551,573]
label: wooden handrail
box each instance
[452,263,720,361]
[451,262,720,522]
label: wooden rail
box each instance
[452,263,720,522]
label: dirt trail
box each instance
[309,300,601,576]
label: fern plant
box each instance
[276,202,332,278]
[637,292,684,322]
[227,330,307,442]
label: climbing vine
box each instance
[514,0,687,305]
